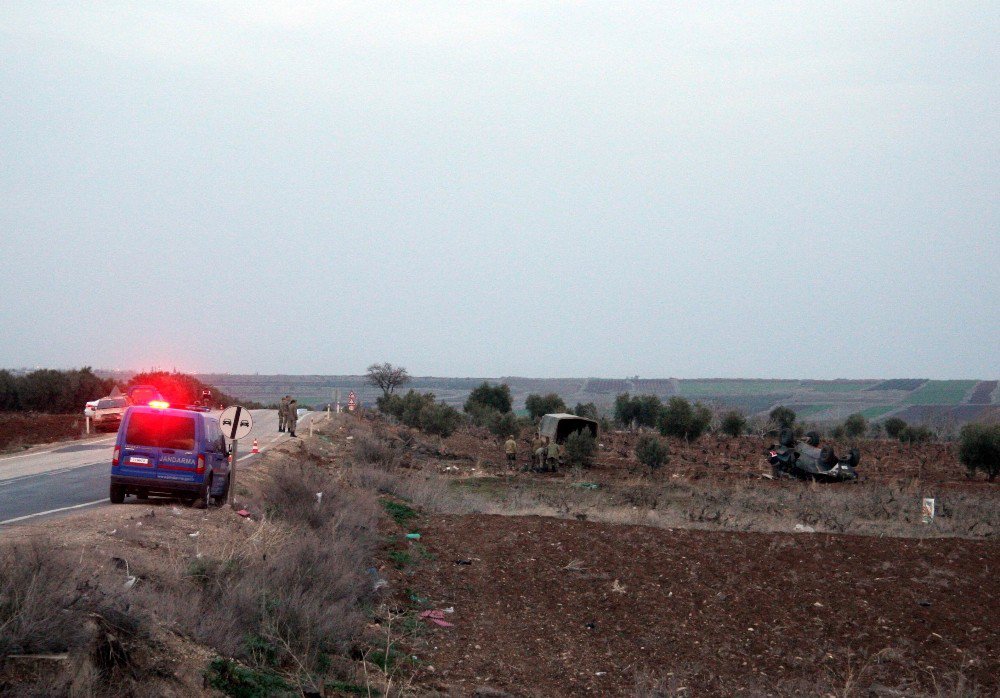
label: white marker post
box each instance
[219,406,254,508]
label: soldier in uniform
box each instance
[504,435,517,465]
[278,395,289,432]
[286,398,298,437]
[530,434,542,470]
[546,437,560,472]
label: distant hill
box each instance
[154,374,997,429]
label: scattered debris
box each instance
[406,533,421,540]
[419,610,455,627]
[793,524,816,533]
[611,579,626,594]
[236,509,251,517]
[455,559,473,565]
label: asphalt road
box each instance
[0,409,313,526]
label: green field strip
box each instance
[860,405,896,419]
[788,404,833,417]
[801,381,879,393]
[676,380,801,397]
[902,380,978,405]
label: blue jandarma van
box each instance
[110,403,231,507]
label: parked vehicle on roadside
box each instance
[126,384,164,406]
[92,396,128,431]
[110,402,231,508]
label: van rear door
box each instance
[120,410,200,482]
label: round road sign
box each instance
[219,406,254,440]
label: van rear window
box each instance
[125,413,196,451]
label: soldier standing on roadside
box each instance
[278,395,289,432]
[286,398,298,437]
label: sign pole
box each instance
[229,439,238,508]
[219,405,252,510]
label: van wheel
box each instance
[110,484,125,504]
[198,476,212,509]
[218,474,230,504]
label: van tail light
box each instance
[196,454,205,474]
[112,445,120,467]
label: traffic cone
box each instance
[251,439,259,454]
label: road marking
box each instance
[0,498,106,525]
[0,436,115,463]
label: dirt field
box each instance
[2,413,997,697]
[0,412,89,452]
[427,427,982,489]
[399,514,999,696]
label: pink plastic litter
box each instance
[419,610,454,627]
[237,509,251,517]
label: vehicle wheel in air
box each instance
[819,445,836,466]
[110,484,125,504]
[805,431,820,447]
[198,475,212,509]
[848,448,861,468]
[779,428,795,448]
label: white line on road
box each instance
[0,498,107,525]
[0,436,115,463]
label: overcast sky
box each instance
[1,2,997,379]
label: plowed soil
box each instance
[0,412,86,452]
[423,427,989,489]
[403,514,999,696]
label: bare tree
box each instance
[365,362,410,398]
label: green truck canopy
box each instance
[538,413,598,443]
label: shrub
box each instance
[899,424,933,444]
[206,657,291,698]
[573,402,599,420]
[260,463,380,533]
[0,540,89,656]
[487,410,520,438]
[175,514,376,680]
[525,393,567,420]
[769,406,796,430]
[378,390,459,436]
[844,413,868,439]
[564,430,596,468]
[660,397,712,440]
[958,423,1000,481]
[832,425,846,440]
[614,393,662,429]
[354,435,402,470]
[464,382,512,414]
[884,417,907,439]
[419,401,462,437]
[720,411,746,438]
[635,434,670,468]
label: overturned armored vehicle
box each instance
[538,413,598,444]
[768,429,859,482]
